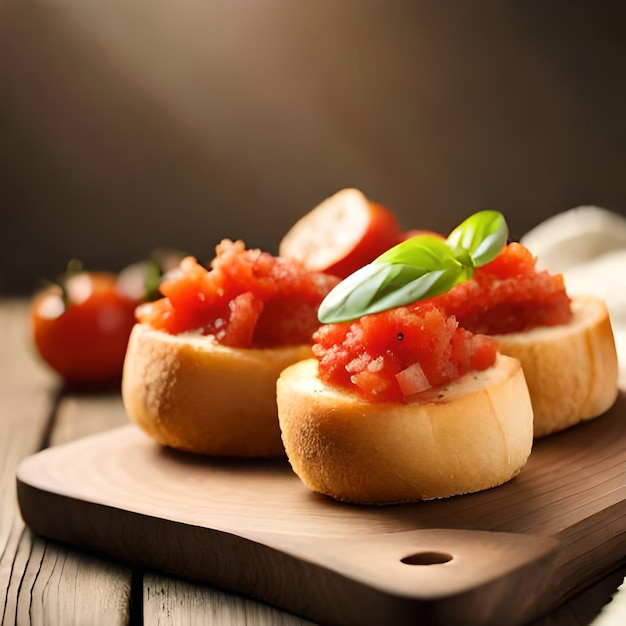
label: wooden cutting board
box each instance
[17,394,626,626]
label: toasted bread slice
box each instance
[122,323,312,456]
[494,296,618,437]
[277,354,533,504]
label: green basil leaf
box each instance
[317,264,394,323]
[366,262,468,312]
[446,210,508,267]
[317,259,467,323]
[317,210,508,323]
[375,234,455,267]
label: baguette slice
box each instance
[494,296,618,438]
[122,323,313,457]
[277,354,533,504]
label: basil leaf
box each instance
[317,210,508,323]
[446,210,508,267]
[376,234,455,267]
[318,258,467,323]
[317,264,394,323]
[366,262,468,312]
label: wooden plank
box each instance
[51,392,130,446]
[0,300,58,622]
[0,300,132,625]
[5,530,131,626]
[143,574,314,626]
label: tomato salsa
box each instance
[433,242,572,334]
[314,242,571,403]
[314,303,497,403]
[136,240,339,349]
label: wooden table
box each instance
[1,299,624,625]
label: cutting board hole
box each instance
[401,551,453,566]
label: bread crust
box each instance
[277,354,533,504]
[122,324,313,456]
[494,296,618,437]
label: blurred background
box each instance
[1,0,625,295]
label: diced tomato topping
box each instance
[136,240,339,348]
[311,240,570,404]
[433,242,572,334]
[313,302,497,403]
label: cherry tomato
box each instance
[31,271,138,386]
[279,188,401,279]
